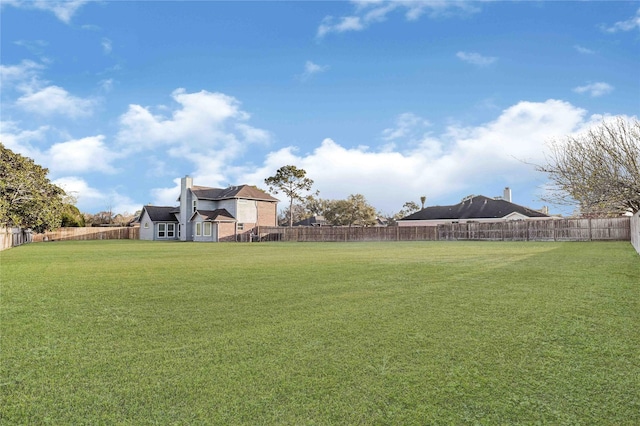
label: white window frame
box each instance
[144,222,149,229]
[237,223,244,231]
[167,223,175,238]
[196,222,202,236]
[193,200,197,213]
[158,223,166,238]
[203,222,212,236]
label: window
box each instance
[167,223,175,238]
[237,223,244,231]
[193,200,197,213]
[196,222,202,236]
[158,223,166,238]
[203,222,212,236]
[144,222,149,229]
[178,225,181,238]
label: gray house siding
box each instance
[139,207,179,241]
[192,216,218,242]
[179,176,194,241]
[141,176,278,242]
[139,210,155,240]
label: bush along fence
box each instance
[257,217,631,243]
[631,211,640,256]
[32,227,140,243]
[1,227,33,251]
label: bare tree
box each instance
[537,117,640,215]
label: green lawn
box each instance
[1,240,639,424]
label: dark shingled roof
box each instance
[191,185,278,202]
[142,205,179,222]
[400,195,549,221]
[191,209,236,222]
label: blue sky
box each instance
[2,1,639,216]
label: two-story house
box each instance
[138,176,278,242]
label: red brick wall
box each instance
[218,222,237,242]
[257,201,277,227]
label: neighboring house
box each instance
[398,188,550,226]
[292,215,328,227]
[138,206,179,241]
[138,176,278,242]
[374,217,388,227]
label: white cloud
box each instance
[297,60,329,81]
[101,38,112,55]
[13,39,48,56]
[99,78,114,92]
[456,51,497,67]
[3,0,90,24]
[1,121,120,177]
[2,60,97,120]
[48,136,119,174]
[151,179,182,207]
[573,82,614,97]
[382,112,430,141]
[117,88,271,186]
[317,1,479,39]
[0,120,50,162]
[117,88,268,154]
[601,8,640,33]
[53,176,140,215]
[118,89,244,147]
[53,176,104,202]
[0,59,44,88]
[318,16,364,38]
[16,85,96,118]
[239,99,591,213]
[574,45,595,54]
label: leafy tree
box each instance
[265,165,314,227]
[302,194,327,217]
[386,200,422,225]
[0,143,65,232]
[537,117,640,215]
[60,204,85,227]
[323,194,377,227]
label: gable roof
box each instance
[400,196,549,221]
[141,205,179,222]
[191,184,278,202]
[190,209,236,222]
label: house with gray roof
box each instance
[397,188,550,227]
[138,176,278,241]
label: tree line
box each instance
[2,117,638,233]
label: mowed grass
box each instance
[1,241,639,425]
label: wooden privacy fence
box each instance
[258,226,437,242]
[32,227,139,242]
[258,217,631,243]
[1,227,33,251]
[437,218,630,241]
